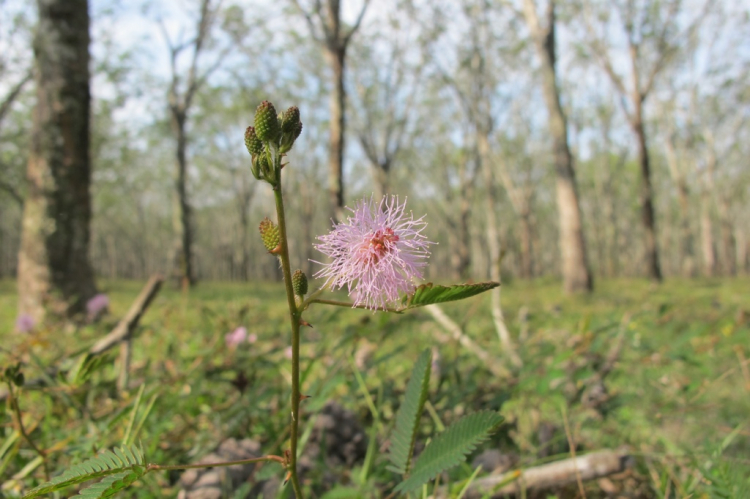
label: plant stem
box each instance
[273,184,304,498]
[6,381,49,480]
[307,298,403,314]
[147,455,285,472]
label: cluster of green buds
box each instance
[245,101,303,184]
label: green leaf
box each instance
[23,445,146,498]
[394,411,504,494]
[71,469,144,499]
[400,282,499,309]
[387,349,432,476]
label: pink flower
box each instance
[86,293,109,320]
[225,326,248,347]
[15,313,35,333]
[284,346,293,359]
[314,195,434,310]
[247,332,258,344]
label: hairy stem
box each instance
[147,455,285,472]
[273,183,304,498]
[307,298,403,314]
[6,381,49,480]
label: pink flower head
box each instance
[225,326,248,347]
[314,195,434,310]
[86,293,109,319]
[15,313,35,333]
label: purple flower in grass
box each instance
[314,195,434,311]
[15,313,36,333]
[86,293,109,320]
[226,326,248,348]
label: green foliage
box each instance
[394,411,504,494]
[2,279,749,496]
[387,349,431,475]
[70,469,144,499]
[400,282,499,309]
[701,462,750,498]
[23,446,146,499]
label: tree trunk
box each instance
[371,161,389,201]
[524,0,592,293]
[519,209,534,279]
[170,111,195,289]
[699,186,716,277]
[718,198,735,276]
[736,229,748,276]
[449,156,473,280]
[477,132,522,367]
[632,117,663,281]
[664,139,695,276]
[326,46,346,223]
[236,190,251,281]
[18,0,97,321]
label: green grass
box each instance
[1,277,749,497]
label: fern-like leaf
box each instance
[71,469,144,499]
[399,282,499,310]
[23,445,145,499]
[387,349,431,475]
[394,411,504,494]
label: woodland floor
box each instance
[1,277,749,498]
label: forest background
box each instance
[1,0,748,285]
[1,0,750,497]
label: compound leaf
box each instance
[394,411,504,494]
[400,282,499,310]
[387,349,431,475]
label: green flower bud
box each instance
[279,107,303,153]
[292,269,308,296]
[292,120,303,141]
[281,106,300,134]
[250,155,261,180]
[257,150,275,181]
[259,217,280,252]
[254,101,280,143]
[244,126,263,156]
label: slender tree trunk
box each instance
[449,157,473,280]
[477,132,522,367]
[371,162,389,201]
[519,209,534,279]
[736,229,748,276]
[523,0,592,293]
[18,0,97,321]
[136,200,148,278]
[605,183,619,277]
[170,111,194,289]
[299,177,316,277]
[236,191,251,281]
[632,117,663,281]
[699,187,716,277]
[665,139,695,276]
[718,198,735,276]
[326,47,346,223]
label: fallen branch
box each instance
[90,274,163,355]
[0,275,164,400]
[435,449,631,498]
[424,304,512,379]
